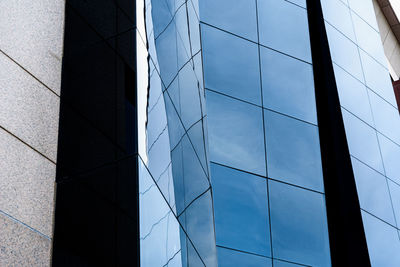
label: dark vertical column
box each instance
[52,0,139,266]
[306,0,371,266]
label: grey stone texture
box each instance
[0,213,52,267]
[0,53,60,162]
[0,0,65,95]
[0,127,56,237]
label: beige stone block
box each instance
[0,213,51,267]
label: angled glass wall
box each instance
[321,0,400,265]
[137,0,217,266]
[200,0,331,266]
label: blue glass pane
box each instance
[333,64,374,125]
[347,0,379,31]
[264,110,324,192]
[211,163,271,256]
[321,0,355,41]
[202,25,261,105]
[377,134,400,185]
[199,0,258,41]
[206,90,266,176]
[351,12,386,66]
[273,259,304,267]
[260,47,317,124]
[361,211,400,266]
[325,23,364,81]
[269,180,331,267]
[388,181,400,228]
[359,50,396,107]
[139,159,183,267]
[288,0,306,8]
[217,247,272,267]
[351,157,396,225]
[342,109,385,173]
[369,91,400,145]
[258,0,311,62]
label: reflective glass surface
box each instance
[206,90,266,176]
[258,0,312,62]
[347,0,379,30]
[202,25,261,105]
[269,180,331,266]
[351,157,396,225]
[260,47,317,124]
[264,110,324,192]
[273,259,304,267]
[325,22,364,81]
[378,134,400,185]
[369,91,400,145]
[320,0,355,41]
[217,247,272,267]
[388,181,400,228]
[199,0,258,41]
[361,211,400,266]
[211,163,271,256]
[341,109,385,173]
[359,50,397,107]
[333,64,374,125]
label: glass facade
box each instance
[51,0,400,266]
[321,0,400,265]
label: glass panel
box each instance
[258,0,312,62]
[288,0,306,8]
[333,63,374,125]
[217,247,272,267]
[359,50,397,107]
[201,24,261,105]
[347,0,379,31]
[342,109,385,173]
[377,134,400,185]
[361,211,400,266]
[388,181,400,228]
[206,90,266,176]
[325,22,364,81]
[199,0,258,41]
[369,91,400,145]
[351,12,386,66]
[273,259,304,267]
[351,157,396,225]
[260,47,317,124]
[211,163,271,256]
[264,110,324,192]
[139,159,184,267]
[269,180,331,267]
[320,0,355,41]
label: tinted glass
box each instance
[217,247,272,267]
[361,211,400,266]
[388,181,400,227]
[333,64,374,125]
[258,0,311,62]
[342,109,385,173]
[347,0,379,30]
[320,0,355,41]
[211,163,271,256]
[206,90,266,176]
[351,157,396,225]
[359,50,397,106]
[369,91,400,145]
[260,47,317,124]
[274,259,304,267]
[264,110,324,192]
[269,180,331,266]
[325,22,364,81]
[378,134,400,184]
[199,0,258,41]
[202,25,261,105]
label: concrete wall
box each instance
[373,0,400,81]
[0,0,65,265]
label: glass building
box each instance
[2,0,400,266]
